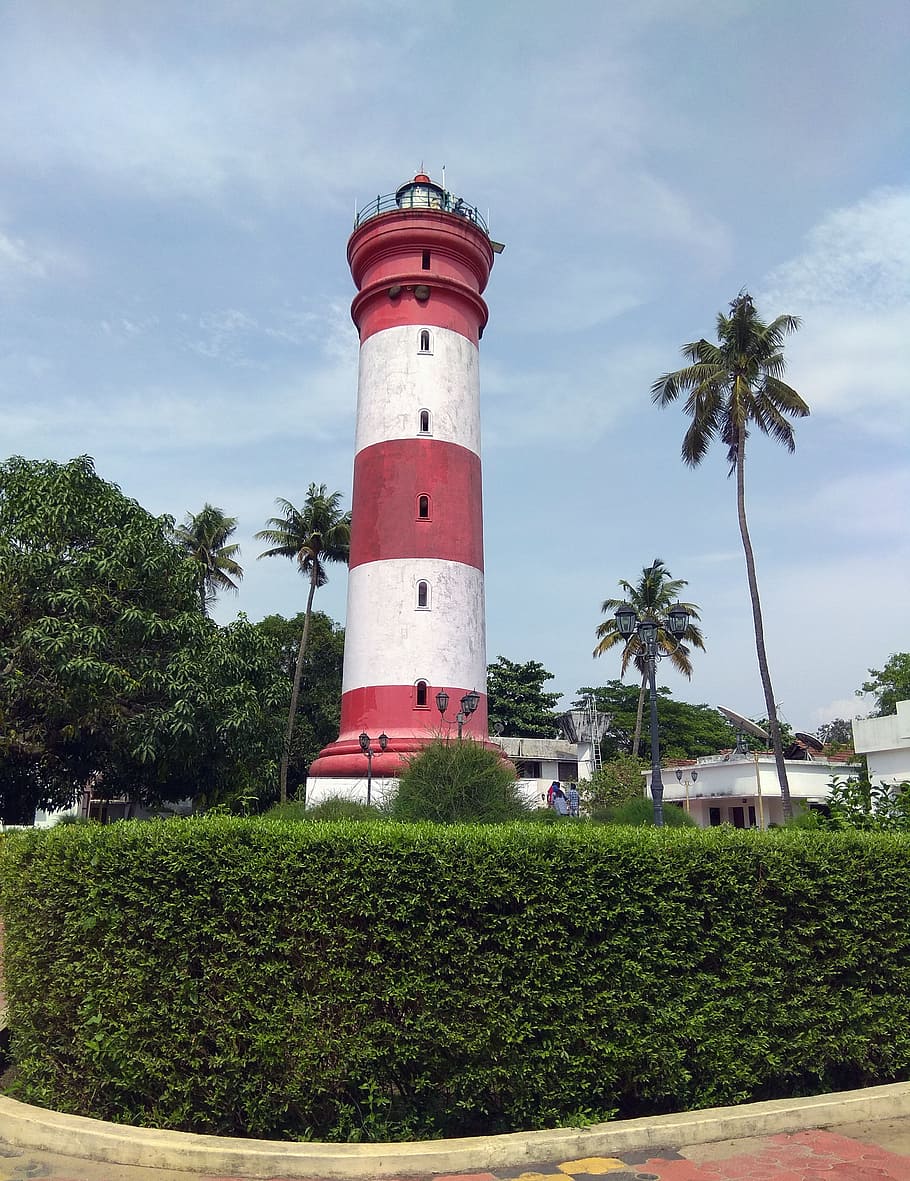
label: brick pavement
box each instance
[4,1126,910,1181]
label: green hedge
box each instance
[2,819,910,1140]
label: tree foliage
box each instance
[581,753,647,810]
[0,455,287,817]
[256,485,351,802]
[174,504,243,616]
[593,558,705,756]
[825,775,910,832]
[652,292,809,819]
[576,682,740,760]
[487,656,561,737]
[816,717,855,752]
[254,611,344,795]
[859,653,910,718]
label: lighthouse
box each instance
[308,173,500,795]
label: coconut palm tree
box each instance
[175,504,243,616]
[594,558,705,756]
[651,292,809,820]
[256,485,351,802]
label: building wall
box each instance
[654,757,844,828]
[853,700,910,785]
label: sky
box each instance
[2,0,908,733]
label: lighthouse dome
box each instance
[395,173,445,212]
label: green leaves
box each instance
[4,821,910,1140]
[487,656,561,737]
[0,456,288,815]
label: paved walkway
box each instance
[3,1120,910,1181]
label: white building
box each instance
[852,700,910,786]
[653,752,852,828]
[492,736,579,808]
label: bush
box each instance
[265,798,385,822]
[3,821,910,1141]
[592,796,696,827]
[582,754,647,810]
[391,737,526,823]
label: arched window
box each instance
[416,680,428,708]
[418,409,430,434]
[417,494,430,520]
[419,329,431,353]
[417,580,429,609]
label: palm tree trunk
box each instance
[633,672,647,756]
[279,568,318,803]
[735,432,793,820]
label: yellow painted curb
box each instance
[1,1082,910,1178]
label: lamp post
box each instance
[615,602,690,827]
[358,730,389,805]
[674,767,698,813]
[436,689,480,739]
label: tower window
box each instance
[417,580,429,609]
[419,329,432,353]
[418,409,430,434]
[416,680,428,708]
[421,250,431,270]
[417,494,430,520]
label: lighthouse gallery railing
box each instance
[354,191,490,236]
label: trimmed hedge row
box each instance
[2,819,910,1141]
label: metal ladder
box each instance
[585,695,603,775]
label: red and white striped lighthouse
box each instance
[308,173,499,792]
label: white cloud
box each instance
[761,188,910,435]
[0,227,76,289]
[765,188,910,310]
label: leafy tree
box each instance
[575,683,739,760]
[816,718,854,748]
[174,504,243,616]
[255,612,344,795]
[256,485,351,802]
[487,657,561,737]
[593,558,704,756]
[581,753,647,810]
[392,737,525,823]
[0,455,288,818]
[859,653,910,718]
[652,292,810,820]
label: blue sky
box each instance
[2,0,908,731]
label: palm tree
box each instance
[256,484,351,803]
[651,292,809,819]
[594,558,705,756]
[175,504,243,616]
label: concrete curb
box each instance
[2,1082,910,1178]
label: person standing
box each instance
[567,783,580,818]
[552,785,568,816]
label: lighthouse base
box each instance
[304,775,400,808]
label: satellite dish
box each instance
[718,706,769,741]
[796,731,825,754]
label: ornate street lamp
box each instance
[358,730,389,805]
[435,688,480,739]
[615,601,691,826]
[675,766,698,813]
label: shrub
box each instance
[391,737,526,823]
[265,798,384,822]
[581,754,647,810]
[592,796,696,827]
[3,821,910,1141]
